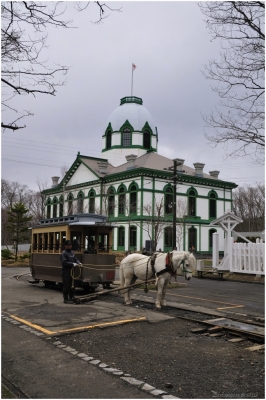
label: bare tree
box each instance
[1,1,121,131]
[232,183,265,231]
[140,198,171,252]
[175,198,187,251]
[61,164,70,179]
[199,2,265,163]
[28,178,49,222]
[1,179,33,209]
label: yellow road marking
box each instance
[149,290,243,308]
[8,314,147,335]
[56,317,147,333]
[10,314,52,335]
[217,305,244,310]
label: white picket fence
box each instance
[230,237,265,275]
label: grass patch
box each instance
[1,385,15,399]
[1,259,30,267]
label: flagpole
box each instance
[131,65,133,96]
[131,63,136,96]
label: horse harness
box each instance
[142,252,191,293]
[144,253,157,293]
[156,252,175,277]
[144,252,176,292]
[156,252,191,277]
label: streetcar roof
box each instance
[30,213,114,229]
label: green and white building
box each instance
[42,96,237,255]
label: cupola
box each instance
[101,96,158,167]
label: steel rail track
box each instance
[100,291,265,343]
[15,274,264,343]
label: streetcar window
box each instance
[88,236,95,249]
[49,233,54,251]
[38,234,43,251]
[98,234,108,251]
[71,232,81,251]
[44,233,48,250]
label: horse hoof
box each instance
[156,305,161,310]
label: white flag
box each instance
[132,63,137,71]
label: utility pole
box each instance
[172,160,177,250]
[164,159,185,250]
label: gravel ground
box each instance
[58,315,265,399]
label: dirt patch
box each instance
[1,260,30,267]
[59,317,265,399]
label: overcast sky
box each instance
[1,1,264,192]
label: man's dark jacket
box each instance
[60,250,80,268]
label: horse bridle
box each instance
[178,255,192,275]
[142,252,192,280]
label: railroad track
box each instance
[100,290,265,345]
[15,274,265,345]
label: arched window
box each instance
[164,226,172,248]
[46,198,51,219]
[118,187,125,215]
[106,130,112,149]
[108,188,115,216]
[188,189,196,216]
[77,192,84,213]
[118,227,125,247]
[88,190,95,213]
[209,229,217,250]
[129,226,137,248]
[209,192,217,219]
[165,186,173,214]
[59,196,64,217]
[67,193,74,215]
[122,128,131,147]
[129,184,137,214]
[143,130,151,149]
[52,197,58,218]
[188,227,197,252]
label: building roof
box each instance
[105,96,156,134]
[80,152,219,180]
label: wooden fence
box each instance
[231,238,265,275]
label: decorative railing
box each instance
[231,238,265,275]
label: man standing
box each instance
[60,240,81,304]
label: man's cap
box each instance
[65,240,72,246]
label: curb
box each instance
[2,314,179,399]
[49,339,179,398]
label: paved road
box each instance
[1,267,265,399]
[2,320,155,399]
[133,276,265,318]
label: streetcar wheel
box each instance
[102,283,111,290]
[83,286,96,294]
[44,281,54,288]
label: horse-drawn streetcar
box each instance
[29,213,117,292]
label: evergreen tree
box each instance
[7,202,32,260]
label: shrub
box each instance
[236,236,260,243]
[19,252,31,260]
[1,249,14,260]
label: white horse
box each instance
[120,251,196,309]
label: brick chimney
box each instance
[52,176,60,187]
[126,154,138,170]
[209,170,220,179]
[97,161,108,175]
[193,163,205,178]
